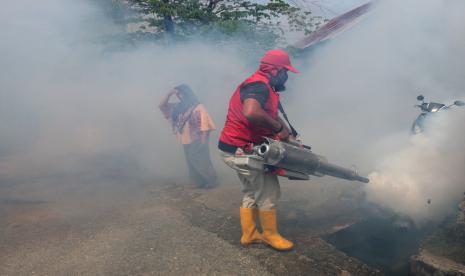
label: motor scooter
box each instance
[411,95,464,134]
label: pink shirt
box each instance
[163,104,216,144]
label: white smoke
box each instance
[0,0,251,182]
[285,0,465,224]
[362,0,465,223]
[367,111,465,224]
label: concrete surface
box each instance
[0,173,380,275]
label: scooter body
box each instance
[411,95,464,134]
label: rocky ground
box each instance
[411,201,465,276]
[0,172,382,275]
[411,250,465,276]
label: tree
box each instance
[127,0,318,46]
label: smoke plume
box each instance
[285,0,465,224]
[367,112,465,223]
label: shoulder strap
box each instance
[177,105,197,133]
[278,101,299,137]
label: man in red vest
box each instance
[218,49,299,251]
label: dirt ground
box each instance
[0,172,381,275]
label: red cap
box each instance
[260,49,299,73]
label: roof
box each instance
[291,1,375,49]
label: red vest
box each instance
[219,71,280,148]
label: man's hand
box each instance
[276,126,290,141]
[288,135,299,143]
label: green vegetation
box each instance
[126,0,320,47]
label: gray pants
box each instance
[220,151,280,210]
[183,141,218,188]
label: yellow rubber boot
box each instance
[258,209,294,251]
[240,207,262,245]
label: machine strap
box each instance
[278,101,299,137]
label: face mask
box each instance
[269,69,288,92]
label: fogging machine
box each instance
[233,138,369,183]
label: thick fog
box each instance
[1,0,464,224]
[0,0,253,183]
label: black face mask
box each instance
[269,69,288,92]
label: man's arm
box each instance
[277,117,291,135]
[242,98,289,141]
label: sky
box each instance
[296,0,370,17]
[256,0,371,18]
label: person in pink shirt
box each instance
[159,84,218,188]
